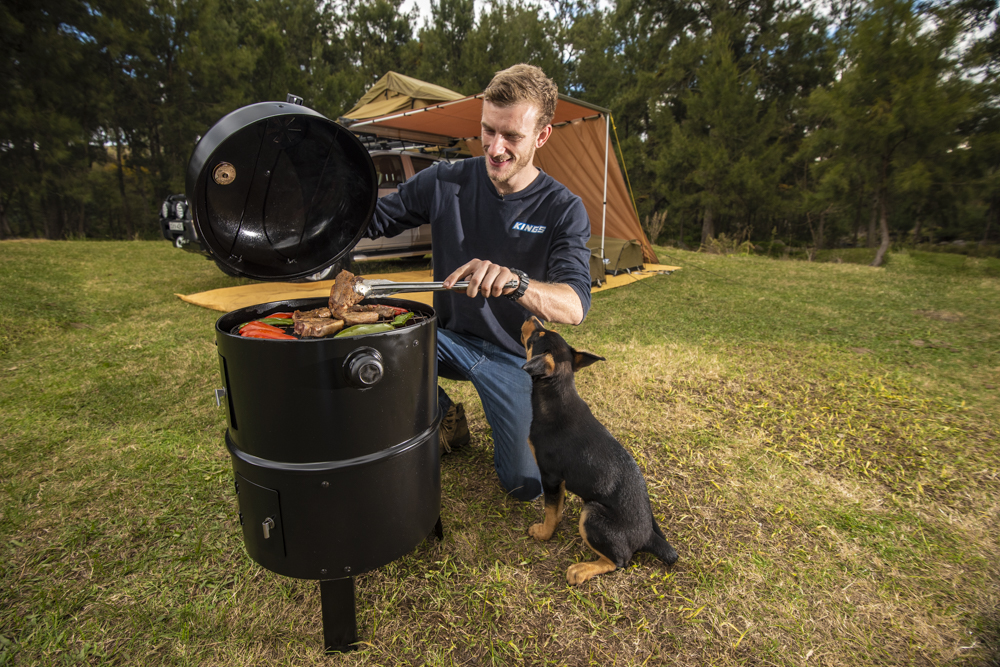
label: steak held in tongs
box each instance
[328,270,366,315]
[328,269,379,325]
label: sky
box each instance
[399,0,436,28]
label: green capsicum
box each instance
[391,312,414,327]
[334,323,395,338]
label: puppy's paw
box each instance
[528,523,553,541]
[566,559,616,585]
[566,563,595,585]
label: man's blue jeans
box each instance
[436,329,542,501]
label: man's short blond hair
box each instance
[483,64,559,131]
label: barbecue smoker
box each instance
[186,99,443,653]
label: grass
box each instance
[1,240,998,666]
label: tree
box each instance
[411,0,476,92]
[340,0,418,89]
[805,0,974,266]
[650,16,788,245]
[411,0,567,95]
[0,0,106,238]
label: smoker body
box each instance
[215,297,440,581]
[191,99,442,652]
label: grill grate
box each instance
[231,308,431,339]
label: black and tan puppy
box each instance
[520,316,679,585]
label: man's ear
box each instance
[522,353,555,378]
[535,124,553,149]
[571,349,605,371]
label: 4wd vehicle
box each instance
[160,148,448,280]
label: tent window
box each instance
[373,155,406,189]
[410,157,436,174]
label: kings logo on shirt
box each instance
[512,222,546,234]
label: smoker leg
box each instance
[319,578,357,653]
[433,515,444,541]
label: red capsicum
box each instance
[239,321,285,333]
[241,329,296,340]
[239,321,291,338]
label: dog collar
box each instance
[505,268,529,301]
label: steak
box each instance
[354,304,406,318]
[329,270,365,316]
[293,306,332,321]
[341,311,379,326]
[294,317,345,338]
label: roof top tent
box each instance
[341,75,658,265]
[343,72,467,120]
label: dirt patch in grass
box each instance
[916,309,966,322]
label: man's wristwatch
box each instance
[505,268,529,301]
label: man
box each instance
[366,64,592,501]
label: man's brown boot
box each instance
[439,403,470,455]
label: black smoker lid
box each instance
[185,101,377,281]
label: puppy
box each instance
[520,316,679,585]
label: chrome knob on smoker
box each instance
[344,348,384,388]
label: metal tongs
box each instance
[354,278,518,298]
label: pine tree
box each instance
[805,0,973,265]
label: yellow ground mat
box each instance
[176,264,680,313]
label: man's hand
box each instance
[443,259,584,325]
[443,259,519,298]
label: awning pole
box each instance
[601,113,610,260]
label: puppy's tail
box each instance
[642,519,679,566]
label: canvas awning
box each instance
[346,91,657,264]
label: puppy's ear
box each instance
[522,353,555,378]
[571,349,605,371]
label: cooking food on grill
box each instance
[340,310,379,326]
[293,306,331,321]
[335,323,395,338]
[329,269,366,316]
[235,270,419,340]
[240,321,286,334]
[239,321,297,340]
[391,312,414,326]
[318,270,392,331]
[294,317,345,338]
[354,304,410,318]
[257,317,294,327]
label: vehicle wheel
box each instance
[297,255,352,282]
[213,258,244,277]
[301,266,334,282]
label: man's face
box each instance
[481,101,550,192]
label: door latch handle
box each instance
[262,517,275,539]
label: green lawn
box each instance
[1,240,998,665]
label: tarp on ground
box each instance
[343,83,657,264]
[177,264,681,313]
[344,72,466,120]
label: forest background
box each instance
[2,0,999,262]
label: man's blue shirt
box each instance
[369,156,592,357]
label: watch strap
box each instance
[505,268,529,301]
